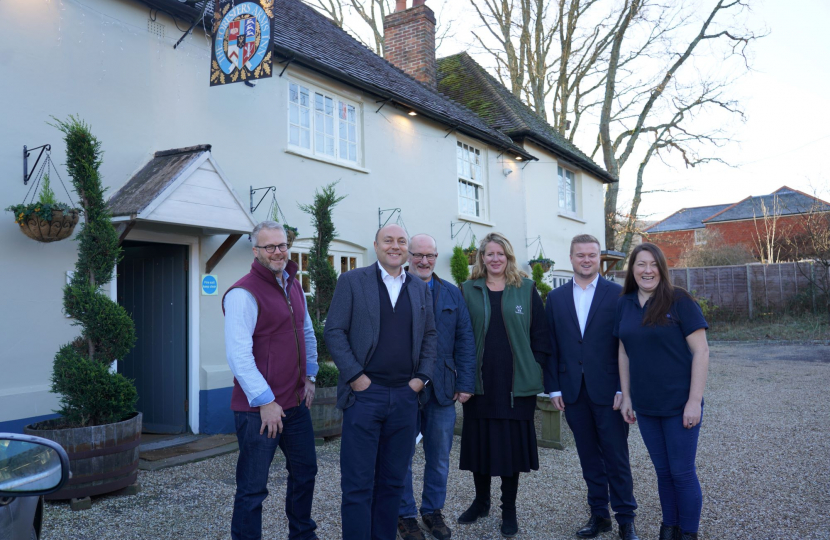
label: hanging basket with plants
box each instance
[268,194,298,248]
[6,153,81,243]
[462,236,478,265]
[529,257,554,273]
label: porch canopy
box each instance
[107,145,257,273]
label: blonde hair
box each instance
[470,232,528,288]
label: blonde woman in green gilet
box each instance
[457,232,552,538]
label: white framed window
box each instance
[289,81,360,164]
[457,141,486,218]
[694,229,707,245]
[558,166,577,213]
[290,248,362,296]
[550,274,572,289]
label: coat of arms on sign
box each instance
[211,1,274,86]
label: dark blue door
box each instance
[118,241,188,434]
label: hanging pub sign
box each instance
[211,0,274,86]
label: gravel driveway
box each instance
[42,343,830,539]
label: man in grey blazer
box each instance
[324,224,437,540]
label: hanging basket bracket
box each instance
[23,144,51,185]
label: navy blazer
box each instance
[324,264,437,410]
[544,275,622,406]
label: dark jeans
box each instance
[341,383,419,540]
[399,397,457,518]
[564,379,637,524]
[637,409,703,534]
[232,403,318,540]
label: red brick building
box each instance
[644,187,830,266]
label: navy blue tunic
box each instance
[613,291,708,417]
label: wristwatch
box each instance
[307,375,316,384]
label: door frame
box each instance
[111,229,201,434]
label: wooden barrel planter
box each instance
[18,209,79,243]
[310,386,342,442]
[24,412,142,500]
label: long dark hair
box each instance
[622,243,688,326]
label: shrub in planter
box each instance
[532,263,552,303]
[25,116,139,500]
[315,362,339,388]
[284,224,298,248]
[528,257,554,273]
[462,237,478,265]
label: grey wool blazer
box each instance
[323,263,437,410]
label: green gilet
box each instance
[461,277,543,400]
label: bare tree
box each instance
[750,194,785,264]
[303,0,455,56]
[786,194,830,318]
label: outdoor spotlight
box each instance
[408,110,417,116]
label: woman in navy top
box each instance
[614,243,709,540]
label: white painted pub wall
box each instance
[0,0,607,431]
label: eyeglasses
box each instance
[409,251,438,261]
[255,243,289,253]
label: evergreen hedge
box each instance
[50,116,137,427]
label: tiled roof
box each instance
[436,53,616,183]
[644,203,732,233]
[108,145,211,217]
[703,187,830,223]
[145,0,533,157]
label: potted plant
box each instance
[24,117,140,502]
[309,362,342,444]
[7,173,81,243]
[462,236,478,265]
[529,255,554,273]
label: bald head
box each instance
[409,233,438,282]
[410,234,436,252]
[374,224,408,276]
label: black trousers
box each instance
[564,377,637,524]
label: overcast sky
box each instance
[430,0,830,221]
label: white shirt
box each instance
[549,274,618,400]
[377,261,406,307]
[574,273,600,338]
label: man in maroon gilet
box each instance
[223,222,319,540]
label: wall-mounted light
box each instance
[515,156,523,161]
[408,111,417,116]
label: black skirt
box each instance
[459,416,539,476]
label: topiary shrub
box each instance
[49,116,137,428]
[450,246,470,285]
[316,362,339,388]
[532,263,552,303]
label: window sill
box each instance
[284,148,370,174]
[557,212,586,224]
[456,214,495,227]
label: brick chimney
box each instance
[383,0,437,87]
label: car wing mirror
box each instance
[0,434,70,497]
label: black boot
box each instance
[576,514,612,538]
[458,473,491,524]
[658,523,679,540]
[457,499,490,524]
[618,522,640,540]
[500,506,518,538]
[679,532,698,540]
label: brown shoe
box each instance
[422,510,452,540]
[398,516,426,540]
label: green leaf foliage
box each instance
[38,174,59,206]
[299,182,346,324]
[51,343,137,427]
[315,362,339,388]
[532,263,552,303]
[450,246,470,285]
[48,116,137,427]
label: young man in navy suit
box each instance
[544,234,639,540]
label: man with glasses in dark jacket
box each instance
[397,234,476,540]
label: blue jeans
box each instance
[399,398,457,518]
[341,383,419,540]
[637,409,703,534]
[232,403,318,540]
